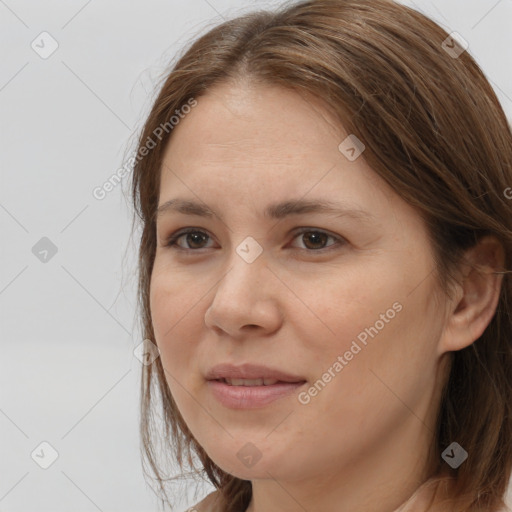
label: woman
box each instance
[130,0,512,510]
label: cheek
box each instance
[297,263,436,401]
[303,280,440,435]
[149,265,202,376]
[296,269,402,361]
[150,277,206,425]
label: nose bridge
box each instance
[221,235,268,298]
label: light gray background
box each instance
[1,1,511,511]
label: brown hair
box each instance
[129,0,512,510]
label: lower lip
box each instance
[207,380,307,409]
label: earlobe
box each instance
[439,236,505,354]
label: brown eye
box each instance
[291,229,342,251]
[165,229,213,250]
[164,227,345,254]
[300,231,329,250]
[182,231,209,249]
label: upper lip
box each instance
[205,363,306,383]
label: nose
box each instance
[204,250,283,339]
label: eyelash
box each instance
[163,227,345,254]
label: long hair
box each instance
[130,1,512,510]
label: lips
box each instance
[205,363,307,409]
[205,363,306,384]
[221,378,280,386]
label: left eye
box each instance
[290,229,341,251]
[164,228,344,252]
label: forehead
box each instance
[156,81,407,226]
[161,82,346,172]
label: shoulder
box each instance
[186,489,223,512]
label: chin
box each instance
[204,439,294,481]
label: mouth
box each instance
[216,377,301,386]
[205,363,307,409]
[205,362,306,383]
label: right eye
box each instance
[164,228,216,251]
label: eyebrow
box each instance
[156,197,375,223]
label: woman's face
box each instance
[150,81,452,484]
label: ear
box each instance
[439,235,505,354]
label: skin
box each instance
[149,79,504,512]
